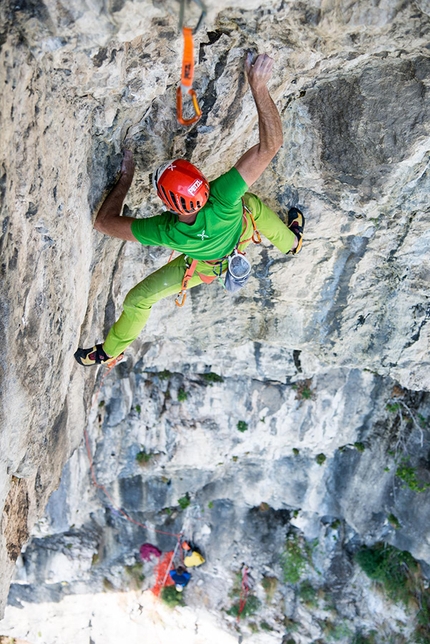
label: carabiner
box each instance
[252,229,262,244]
[175,289,187,307]
[176,86,202,126]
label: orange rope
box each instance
[237,566,250,620]
[151,551,176,596]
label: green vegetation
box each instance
[355,543,417,602]
[261,576,278,603]
[351,632,377,644]
[161,585,184,607]
[177,387,188,402]
[134,404,141,413]
[136,449,152,465]
[158,369,172,380]
[227,571,261,620]
[202,372,224,383]
[388,513,401,529]
[98,400,105,408]
[354,441,365,452]
[208,501,214,509]
[396,458,430,492]
[260,621,273,631]
[292,448,300,455]
[237,420,248,433]
[299,580,318,607]
[125,562,145,586]
[227,595,261,618]
[356,543,430,642]
[323,621,353,641]
[293,379,314,400]
[316,453,326,465]
[283,617,300,635]
[177,493,191,510]
[386,402,401,413]
[418,414,428,428]
[281,533,308,583]
[300,387,312,400]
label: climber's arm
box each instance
[93,150,138,242]
[235,53,283,188]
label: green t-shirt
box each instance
[131,167,247,261]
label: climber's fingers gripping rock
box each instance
[245,52,274,93]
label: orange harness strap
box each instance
[176,27,201,126]
[175,258,199,307]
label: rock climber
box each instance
[75,52,305,367]
[169,565,191,592]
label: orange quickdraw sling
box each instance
[176,27,201,126]
[175,200,261,307]
[176,0,206,126]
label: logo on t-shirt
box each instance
[197,229,209,241]
[188,179,203,196]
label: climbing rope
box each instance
[176,0,206,126]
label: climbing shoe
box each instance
[74,344,123,367]
[287,207,305,255]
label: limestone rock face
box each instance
[0,0,429,638]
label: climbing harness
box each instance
[176,0,206,126]
[174,199,262,304]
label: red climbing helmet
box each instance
[152,159,209,215]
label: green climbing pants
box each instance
[103,193,296,357]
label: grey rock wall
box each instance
[0,0,429,637]
[3,368,430,642]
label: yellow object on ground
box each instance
[184,551,205,567]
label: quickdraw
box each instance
[176,0,206,126]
